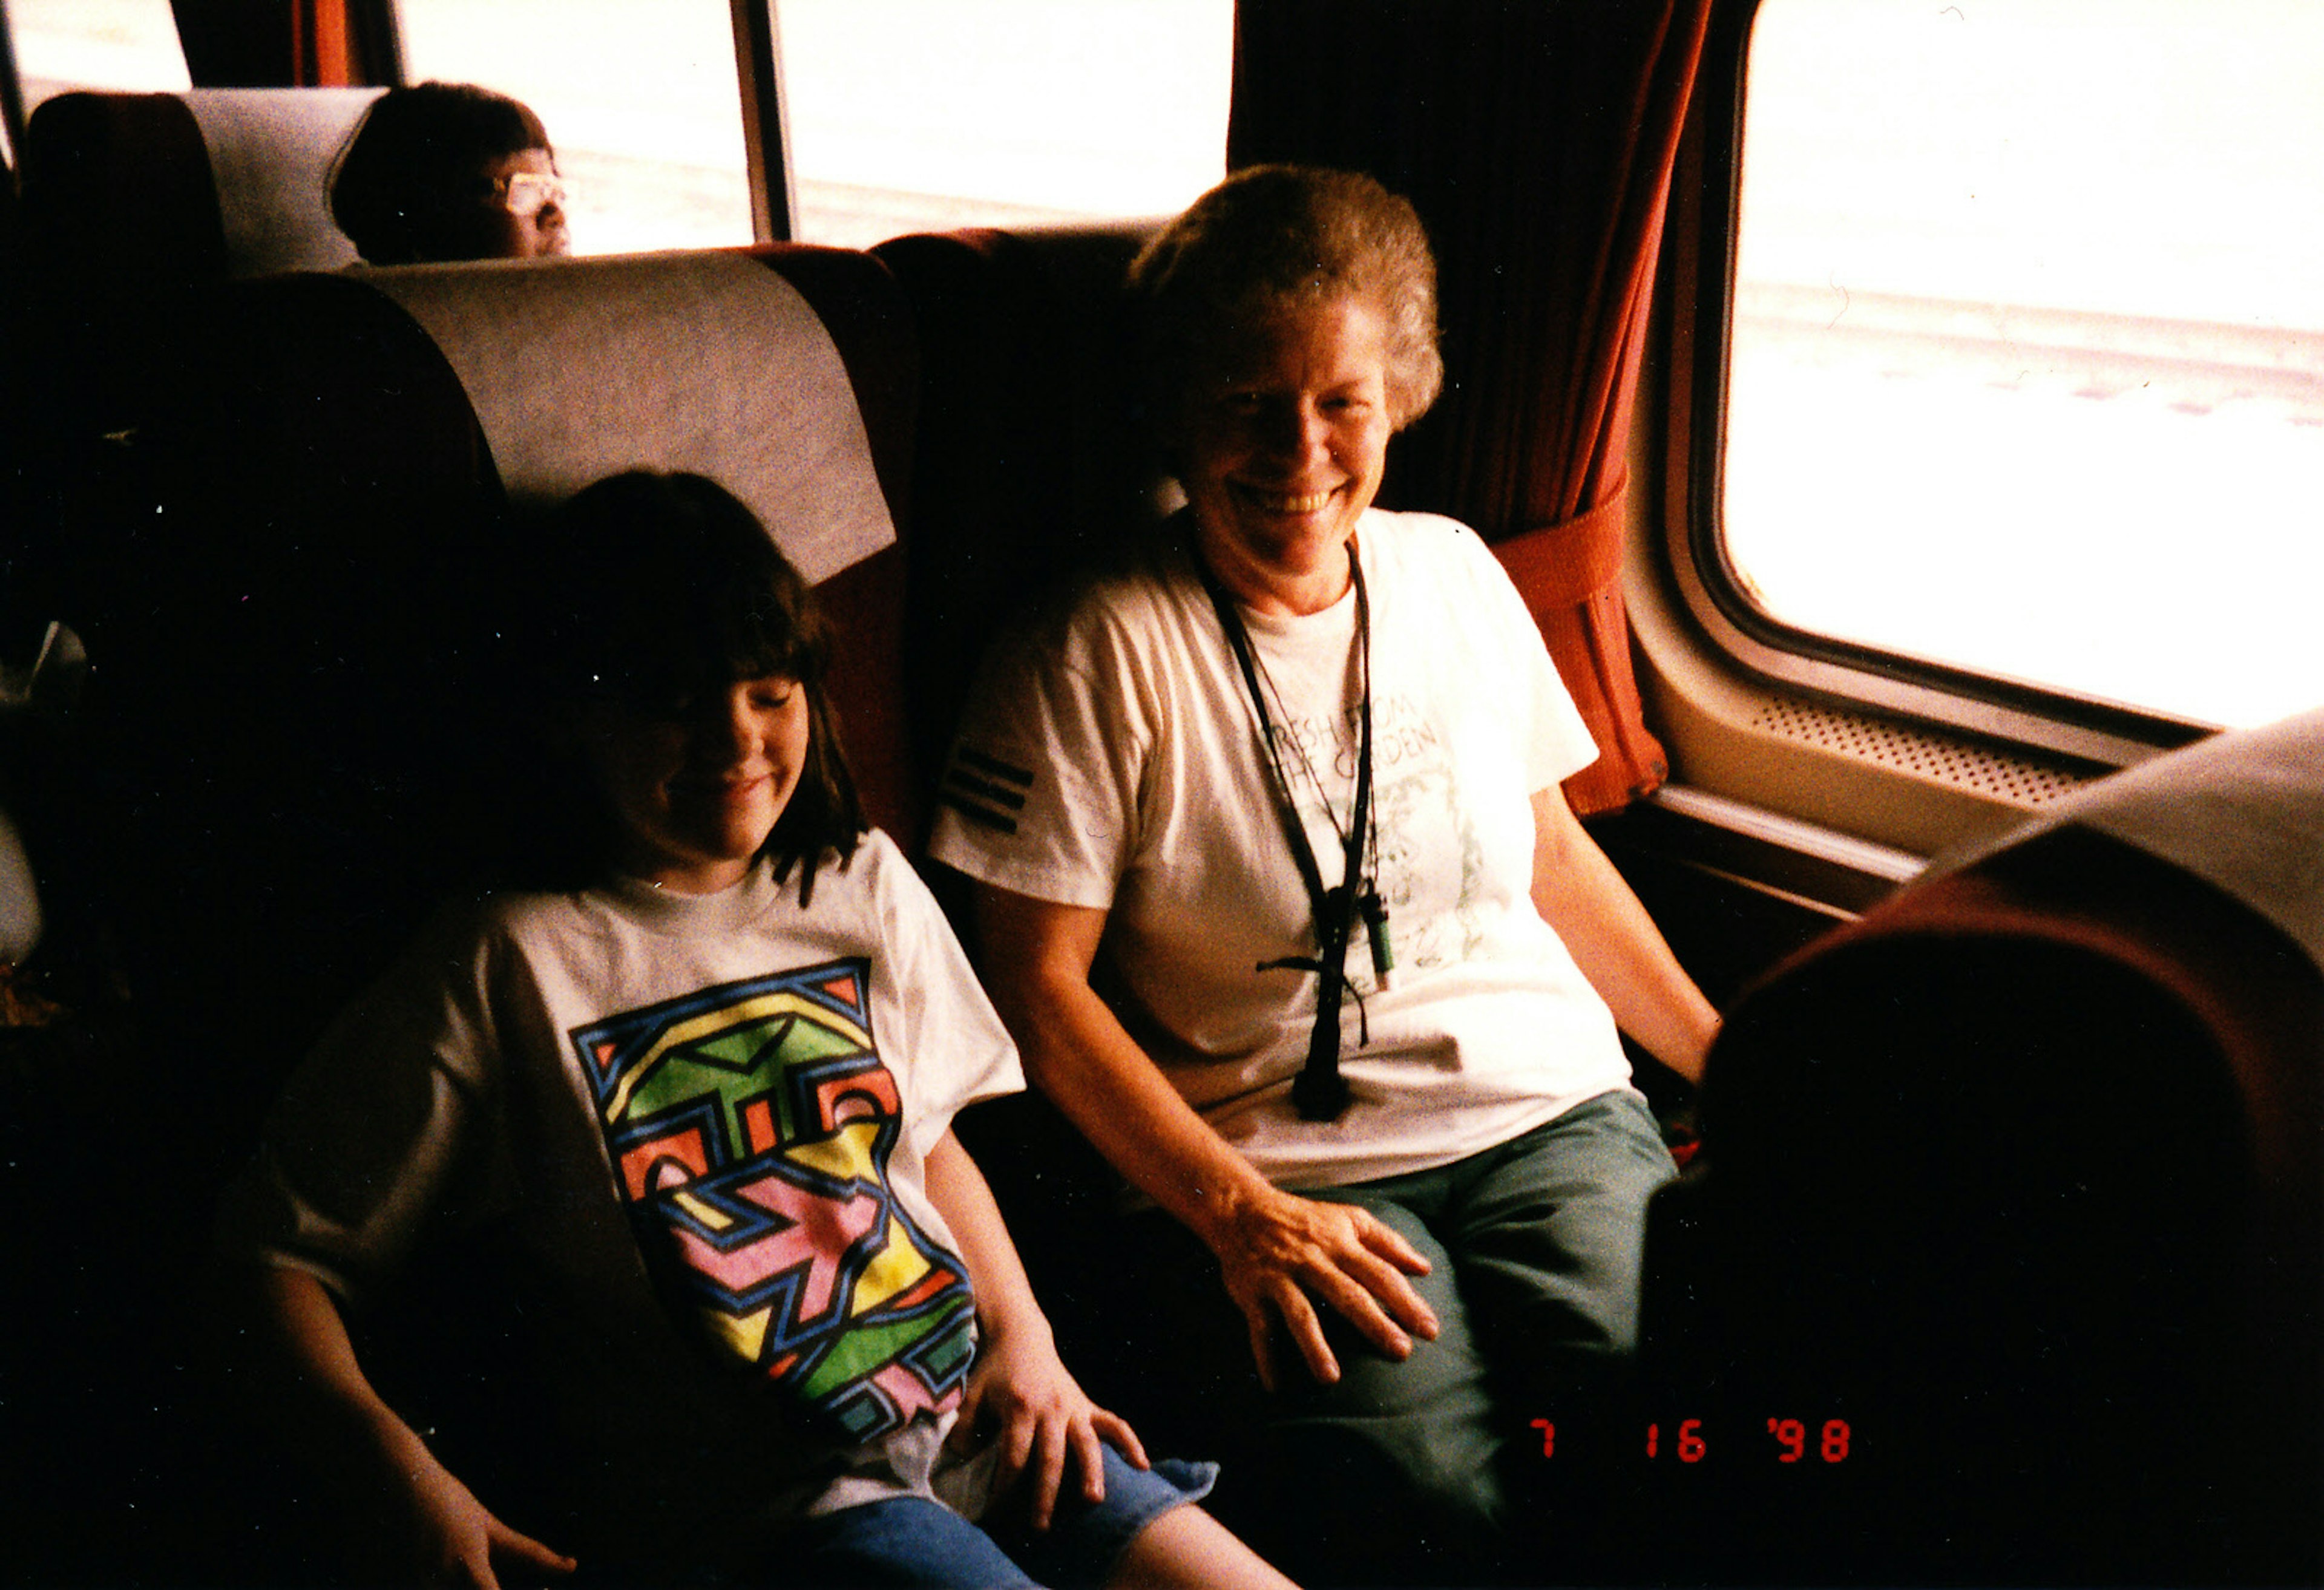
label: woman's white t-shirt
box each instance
[929,508,1633,1189]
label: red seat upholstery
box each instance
[1649,711,2324,1585]
[865,223,1216,1398]
[873,224,1164,796]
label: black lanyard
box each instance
[1195,538,1388,1122]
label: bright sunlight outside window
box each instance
[777,0,1232,247]
[397,0,756,255]
[1724,0,2324,729]
[395,1,1230,258]
[11,0,188,108]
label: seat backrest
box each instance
[1652,710,2324,1585]
[20,87,382,290]
[873,223,1169,790]
[182,87,387,276]
[355,246,922,852]
[867,223,1196,1339]
[15,87,386,474]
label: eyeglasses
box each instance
[495,171,570,220]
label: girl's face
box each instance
[576,673,811,894]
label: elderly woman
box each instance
[929,166,1718,1580]
[330,81,570,264]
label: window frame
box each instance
[0,5,26,166]
[731,0,792,242]
[1658,0,2216,770]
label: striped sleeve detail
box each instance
[938,745,1033,835]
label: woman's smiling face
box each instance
[1177,295,1393,616]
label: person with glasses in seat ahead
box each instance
[329,80,570,264]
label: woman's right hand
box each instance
[1205,1184,1439,1391]
[973,890,1441,1391]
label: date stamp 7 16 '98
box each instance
[1528,1418,1853,1465]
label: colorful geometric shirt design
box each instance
[572,958,978,1444]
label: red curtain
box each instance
[289,0,355,85]
[171,0,383,87]
[1228,0,1714,813]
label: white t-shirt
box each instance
[217,829,1022,1558]
[929,508,1633,1189]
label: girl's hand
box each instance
[947,1321,1149,1531]
[372,1430,576,1589]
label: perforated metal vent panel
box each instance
[1751,698,2089,805]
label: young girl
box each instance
[217,472,1293,1589]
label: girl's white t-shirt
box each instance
[218,829,1023,1558]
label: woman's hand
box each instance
[948,1320,1150,1531]
[974,891,1439,1392]
[1207,1185,1438,1391]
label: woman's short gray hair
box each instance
[1128,165,1444,432]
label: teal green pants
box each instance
[1115,1089,1678,1586]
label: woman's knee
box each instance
[1456,1094,1680,1358]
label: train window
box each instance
[776,0,1232,247]
[10,0,189,108]
[1722,0,2324,730]
[397,0,756,254]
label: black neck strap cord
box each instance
[1195,539,1380,1122]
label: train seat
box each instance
[16,87,384,428]
[59,241,916,1150]
[865,223,1195,1349]
[1650,708,2323,1585]
[347,247,920,843]
[10,88,390,636]
[19,87,384,292]
[9,241,924,1580]
[873,223,1167,793]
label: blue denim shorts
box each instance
[770,1445,1217,1588]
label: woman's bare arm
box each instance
[1528,786,1721,1083]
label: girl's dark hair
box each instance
[516,470,863,898]
[329,81,552,264]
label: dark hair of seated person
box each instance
[486,471,864,898]
[329,80,565,264]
